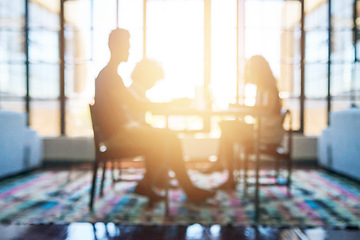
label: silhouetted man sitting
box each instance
[94,28,215,203]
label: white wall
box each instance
[42,134,318,162]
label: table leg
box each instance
[254,116,261,222]
[164,131,170,217]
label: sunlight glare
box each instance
[244,83,257,107]
[146,0,203,103]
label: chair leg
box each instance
[233,144,241,184]
[112,161,123,183]
[287,155,292,197]
[111,160,115,184]
[162,137,170,217]
[100,161,106,197]
[237,146,244,183]
[243,151,249,196]
[118,162,122,180]
[275,157,280,182]
[89,161,99,211]
[164,171,169,217]
[66,163,73,183]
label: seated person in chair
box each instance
[128,58,164,122]
[94,28,215,203]
[129,58,163,100]
[128,58,190,122]
[203,55,284,189]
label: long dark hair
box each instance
[245,55,281,110]
[245,55,278,91]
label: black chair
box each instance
[89,104,170,211]
[89,104,139,210]
[239,109,293,195]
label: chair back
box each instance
[281,109,292,156]
[89,104,107,157]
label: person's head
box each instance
[244,55,277,89]
[108,28,130,63]
[131,58,164,90]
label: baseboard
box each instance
[319,166,360,184]
[0,167,42,181]
[42,135,319,163]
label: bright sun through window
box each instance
[115,0,287,134]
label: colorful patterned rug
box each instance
[0,169,359,228]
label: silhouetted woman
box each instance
[205,55,284,190]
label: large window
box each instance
[303,0,360,135]
[0,0,26,113]
[303,1,329,135]
[244,0,302,132]
[330,0,358,113]
[29,0,60,136]
[1,0,359,138]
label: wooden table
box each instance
[151,107,269,222]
